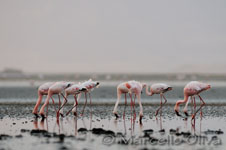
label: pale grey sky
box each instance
[0,0,226,73]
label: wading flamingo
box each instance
[32,82,55,117]
[113,80,146,124]
[39,81,73,118]
[79,79,100,116]
[58,83,87,117]
[145,83,172,116]
[174,81,211,119]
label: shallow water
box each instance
[0,80,226,150]
[0,104,226,150]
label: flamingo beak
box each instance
[96,82,100,88]
[175,110,181,116]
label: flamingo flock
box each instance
[33,80,211,124]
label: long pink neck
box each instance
[175,95,189,111]
[145,85,152,96]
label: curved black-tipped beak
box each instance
[114,113,119,119]
[184,112,189,117]
[175,110,181,116]
[80,88,87,92]
[96,82,100,86]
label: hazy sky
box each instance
[0,0,226,73]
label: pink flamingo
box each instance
[32,82,55,117]
[39,81,73,118]
[113,80,146,124]
[145,83,172,116]
[79,79,100,116]
[174,81,211,119]
[58,83,87,117]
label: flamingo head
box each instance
[95,81,100,88]
[66,82,73,88]
[206,84,211,90]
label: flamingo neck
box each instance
[175,95,189,111]
[145,85,152,96]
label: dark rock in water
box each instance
[139,148,149,150]
[215,129,224,134]
[143,129,153,134]
[59,134,65,142]
[12,122,16,125]
[175,132,181,136]
[91,128,115,136]
[30,129,51,137]
[15,135,23,138]
[0,134,12,140]
[169,129,177,134]
[159,129,165,133]
[78,128,88,133]
[30,129,48,134]
[181,131,191,137]
[21,129,30,133]
[59,146,68,150]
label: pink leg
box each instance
[57,94,68,115]
[133,94,136,119]
[81,92,88,116]
[129,93,133,116]
[192,95,205,120]
[155,94,163,116]
[66,95,78,116]
[89,93,92,105]
[50,96,57,114]
[58,95,61,108]
[123,93,127,120]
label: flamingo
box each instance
[39,81,73,118]
[113,80,146,124]
[32,82,55,117]
[58,83,87,117]
[174,81,211,119]
[79,79,100,116]
[145,83,172,116]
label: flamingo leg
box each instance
[123,93,127,120]
[137,94,143,124]
[57,94,68,117]
[129,93,133,116]
[113,91,121,119]
[66,95,78,116]
[58,94,61,109]
[183,96,191,116]
[89,93,92,105]
[81,92,88,116]
[133,94,136,119]
[155,94,163,116]
[50,96,57,114]
[192,95,205,120]
[162,94,168,106]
